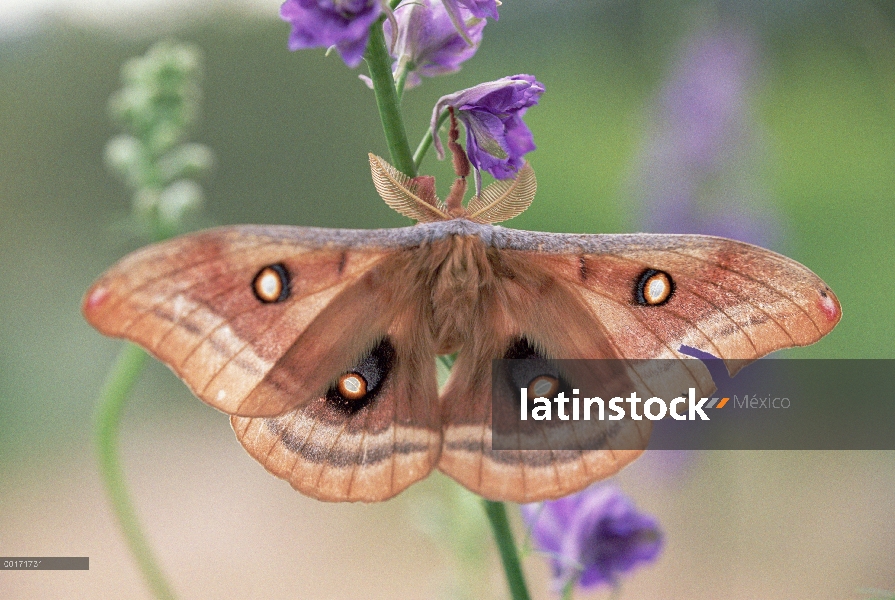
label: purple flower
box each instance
[441,0,499,41]
[521,485,662,593]
[432,75,544,180]
[384,0,485,89]
[280,0,382,68]
[633,27,782,249]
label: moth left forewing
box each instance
[83,226,404,417]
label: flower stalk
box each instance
[365,18,417,176]
[95,343,177,600]
[483,500,533,600]
[366,14,535,598]
[438,355,531,599]
[414,109,449,170]
[96,41,210,599]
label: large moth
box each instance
[83,155,841,502]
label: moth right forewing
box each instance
[500,231,840,374]
[496,249,716,400]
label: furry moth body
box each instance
[83,157,841,502]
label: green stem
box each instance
[483,500,532,600]
[395,64,410,102]
[413,109,450,170]
[364,20,416,176]
[440,352,531,599]
[561,578,576,600]
[95,343,177,600]
[437,354,456,370]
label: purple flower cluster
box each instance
[432,75,544,179]
[634,27,781,248]
[385,0,485,89]
[279,1,539,180]
[280,0,499,70]
[521,485,663,593]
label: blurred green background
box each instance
[1,1,893,598]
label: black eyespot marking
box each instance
[252,263,290,303]
[502,337,572,398]
[820,289,828,298]
[326,338,396,414]
[634,269,674,306]
[503,337,544,360]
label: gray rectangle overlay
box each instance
[1,557,89,570]
[491,359,895,450]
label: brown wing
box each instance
[438,232,841,502]
[84,225,406,416]
[530,233,842,369]
[83,225,442,501]
[231,296,441,502]
[437,249,707,503]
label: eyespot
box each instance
[326,338,396,414]
[635,269,673,306]
[502,338,571,398]
[252,264,290,303]
[337,373,368,400]
[527,375,559,400]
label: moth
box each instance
[83,154,841,502]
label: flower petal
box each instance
[522,485,663,592]
[280,0,382,68]
[431,75,544,178]
[385,0,485,89]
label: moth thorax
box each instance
[431,236,490,352]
